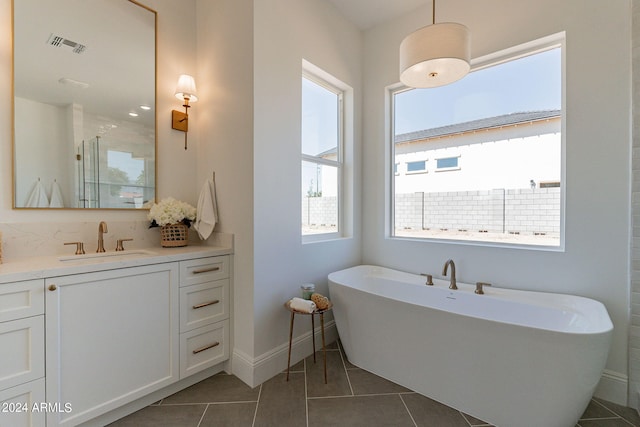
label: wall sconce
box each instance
[172,74,198,150]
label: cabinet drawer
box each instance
[180,279,229,332]
[0,316,45,392]
[180,320,229,379]
[0,280,44,323]
[0,378,46,427]
[180,256,229,286]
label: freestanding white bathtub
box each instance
[328,265,613,427]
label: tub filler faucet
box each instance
[442,259,457,290]
[97,221,108,253]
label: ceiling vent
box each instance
[47,34,87,54]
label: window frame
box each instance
[388,33,566,251]
[406,159,428,174]
[434,156,460,172]
[301,66,345,242]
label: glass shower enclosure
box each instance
[76,136,154,209]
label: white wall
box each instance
[0,0,199,224]
[250,0,362,381]
[195,0,256,365]
[14,97,72,207]
[362,0,631,404]
[394,123,561,193]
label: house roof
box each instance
[394,109,561,144]
[314,109,561,158]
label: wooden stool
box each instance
[284,300,333,384]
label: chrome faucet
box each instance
[442,259,457,290]
[97,221,108,253]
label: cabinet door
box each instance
[0,378,46,427]
[0,279,44,323]
[0,316,44,392]
[45,263,179,426]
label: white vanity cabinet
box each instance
[45,263,179,427]
[0,279,46,427]
[179,256,230,378]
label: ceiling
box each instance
[327,0,429,29]
[13,0,156,132]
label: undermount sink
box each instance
[58,249,157,263]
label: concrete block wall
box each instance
[302,196,338,227]
[395,187,561,236]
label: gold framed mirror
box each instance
[12,0,157,209]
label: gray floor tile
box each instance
[324,340,339,350]
[254,372,306,427]
[305,350,353,397]
[582,400,623,420]
[595,398,640,426]
[107,404,206,427]
[199,402,257,427]
[285,359,305,373]
[107,347,640,427]
[337,339,358,369]
[308,395,415,427]
[162,373,260,404]
[400,392,471,427]
[462,411,495,426]
[578,419,636,426]
[346,368,411,395]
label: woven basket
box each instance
[160,223,188,247]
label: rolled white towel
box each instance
[289,297,316,313]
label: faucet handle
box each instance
[475,282,491,295]
[64,242,85,255]
[115,238,133,252]
[420,273,434,286]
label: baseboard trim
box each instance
[594,369,628,407]
[232,320,338,388]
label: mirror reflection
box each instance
[13,0,156,209]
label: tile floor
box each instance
[110,340,640,427]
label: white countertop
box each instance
[0,245,232,284]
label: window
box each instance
[435,157,459,171]
[407,160,427,173]
[391,35,563,247]
[301,69,344,238]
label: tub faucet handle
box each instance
[420,273,434,286]
[115,238,133,252]
[64,241,85,255]
[475,282,491,295]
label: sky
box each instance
[108,150,144,183]
[302,77,339,157]
[394,47,561,135]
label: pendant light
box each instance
[399,0,470,88]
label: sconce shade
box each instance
[400,22,470,88]
[175,74,198,102]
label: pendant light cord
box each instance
[432,0,436,24]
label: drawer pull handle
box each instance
[192,266,220,274]
[193,299,220,309]
[193,341,220,354]
[48,284,57,291]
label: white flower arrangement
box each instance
[148,197,197,227]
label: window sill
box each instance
[302,232,351,244]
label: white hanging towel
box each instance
[49,180,64,208]
[193,178,219,240]
[25,179,49,207]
